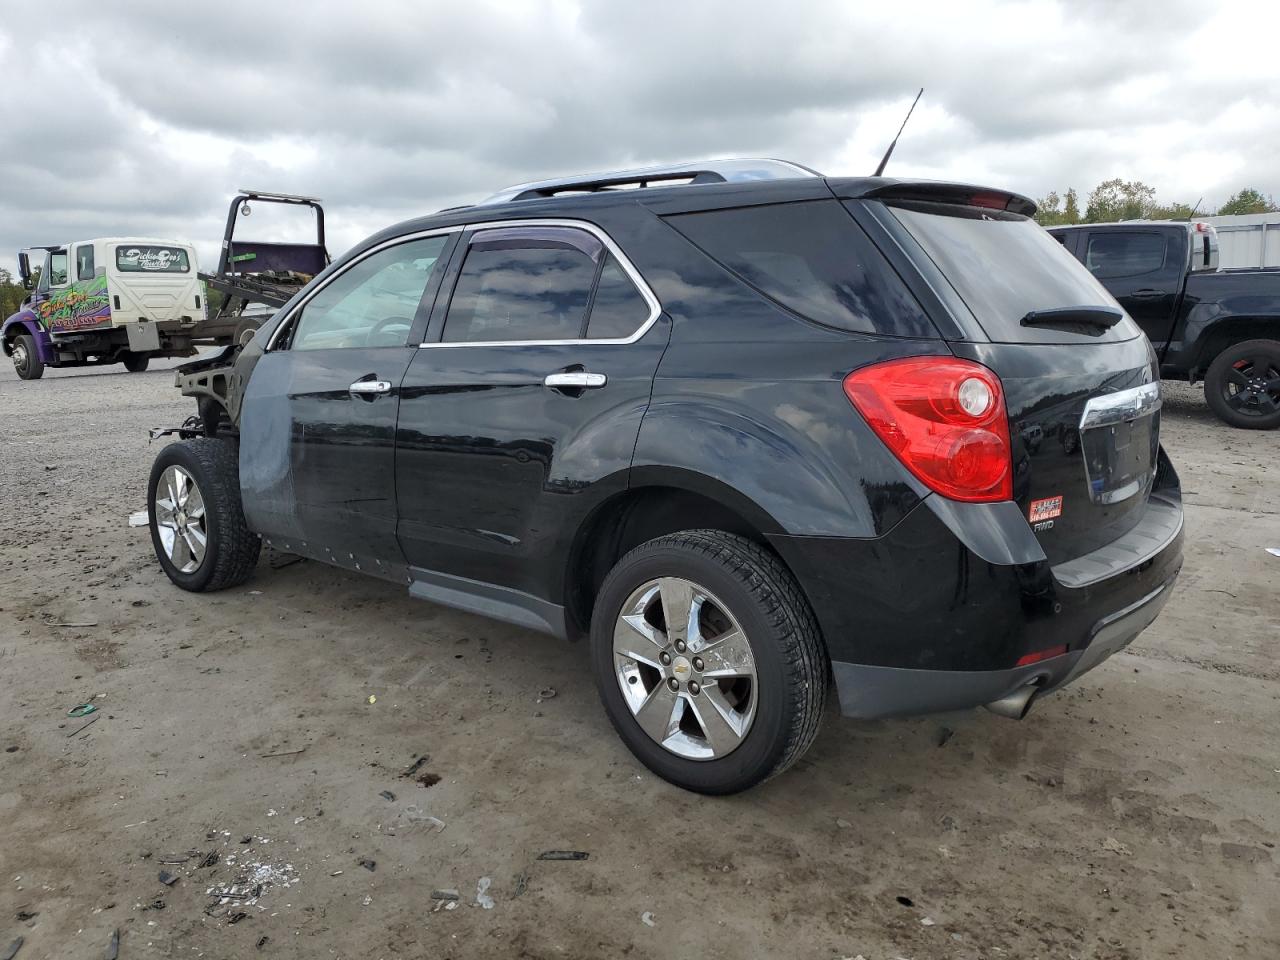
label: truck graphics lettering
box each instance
[36,276,111,333]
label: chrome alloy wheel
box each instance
[612,577,758,760]
[154,465,208,574]
[11,340,28,372]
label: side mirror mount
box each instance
[17,251,32,289]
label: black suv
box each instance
[148,159,1184,794]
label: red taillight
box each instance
[1016,644,1068,667]
[843,357,1013,502]
[967,191,1010,210]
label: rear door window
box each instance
[886,201,1139,343]
[443,228,602,343]
[1084,232,1167,279]
[666,200,939,338]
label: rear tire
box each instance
[590,530,828,794]
[12,333,44,380]
[122,351,150,373]
[148,438,260,592]
[1204,339,1280,430]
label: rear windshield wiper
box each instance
[1020,306,1124,329]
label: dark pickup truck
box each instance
[1050,221,1280,429]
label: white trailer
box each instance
[1201,212,1280,269]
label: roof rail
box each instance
[478,158,822,206]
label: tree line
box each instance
[1035,182,1279,226]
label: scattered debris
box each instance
[158,870,178,886]
[256,936,270,950]
[143,898,166,911]
[358,858,376,872]
[536,851,589,861]
[415,772,441,789]
[266,809,278,817]
[158,853,195,864]
[66,715,99,738]
[379,790,396,802]
[228,911,249,924]
[128,510,149,527]
[51,620,98,628]
[67,703,97,718]
[920,916,936,926]
[293,817,307,825]
[1267,547,1280,558]
[896,896,915,907]
[4,747,17,753]
[106,928,120,960]
[475,876,495,910]
[1,937,22,960]
[198,850,220,869]
[14,912,36,923]
[1101,837,1133,856]
[361,895,373,906]
[329,870,343,877]
[836,818,852,829]
[401,755,430,778]
[537,687,557,700]
[430,889,460,901]
[512,870,529,898]
[641,911,656,927]
[260,748,307,759]
[936,726,954,747]
[367,695,377,705]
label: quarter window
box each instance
[443,229,602,343]
[287,235,449,351]
[1085,233,1166,279]
[587,254,650,339]
[76,246,96,281]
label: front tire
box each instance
[590,530,827,794]
[12,333,44,380]
[148,438,260,591]
[1204,339,1280,429]
[122,351,150,373]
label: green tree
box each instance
[1216,188,1279,216]
[0,267,28,320]
[1063,188,1081,223]
[1085,179,1159,222]
[1034,190,1064,226]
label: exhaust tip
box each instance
[984,682,1041,720]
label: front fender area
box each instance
[631,383,926,539]
[2,313,51,362]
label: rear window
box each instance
[116,245,191,273]
[888,201,1137,343]
[666,200,939,338]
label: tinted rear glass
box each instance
[667,200,939,338]
[116,245,191,272]
[888,201,1139,343]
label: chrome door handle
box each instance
[349,379,392,395]
[544,371,607,389]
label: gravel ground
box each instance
[1,360,1277,959]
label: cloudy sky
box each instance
[2,0,1278,276]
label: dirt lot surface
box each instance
[1,360,1277,960]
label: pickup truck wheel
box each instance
[148,439,260,591]
[12,334,44,380]
[590,530,828,795]
[122,351,150,373]
[1205,339,1280,430]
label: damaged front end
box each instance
[158,332,268,438]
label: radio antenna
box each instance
[873,88,924,177]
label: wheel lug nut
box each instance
[689,681,701,696]
[667,677,680,692]
[659,651,671,666]
[692,657,703,672]
[674,640,687,653]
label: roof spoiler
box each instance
[851,180,1037,218]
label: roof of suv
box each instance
[363,159,1038,251]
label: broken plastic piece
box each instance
[68,703,97,718]
[159,870,178,886]
[536,850,589,861]
[475,876,495,910]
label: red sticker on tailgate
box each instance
[1029,496,1064,522]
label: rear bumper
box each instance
[827,573,1176,718]
[770,452,1183,720]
